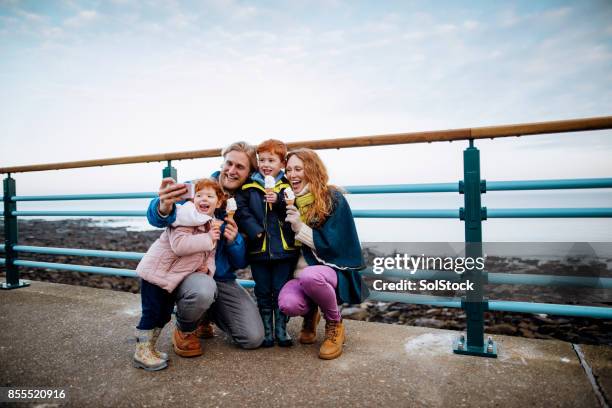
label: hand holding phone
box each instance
[179,183,195,200]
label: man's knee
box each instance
[237,328,264,350]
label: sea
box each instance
[9,189,612,246]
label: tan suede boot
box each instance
[172,326,203,357]
[319,319,345,360]
[298,307,321,344]
[195,320,215,339]
[133,330,168,371]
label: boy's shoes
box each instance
[298,307,321,344]
[319,319,345,360]
[133,329,168,371]
[172,327,203,357]
[259,307,275,348]
[195,320,215,339]
[274,307,293,347]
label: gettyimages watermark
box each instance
[359,242,612,304]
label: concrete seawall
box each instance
[1,281,610,407]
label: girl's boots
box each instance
[133,327,168,371]
[274,307,293,347]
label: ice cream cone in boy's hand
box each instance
[264,175,275,194]
[226,197,237,220]
[284,189,295,206]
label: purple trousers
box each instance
[278,265,341,322]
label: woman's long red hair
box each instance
[287,148,340,228]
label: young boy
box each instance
[235,139,298,347]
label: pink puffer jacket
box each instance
[136,225,216,293]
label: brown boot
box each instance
[195,320,215,339]
[319,319,345,360]
[172,327,203,357]
[299,307,321,344]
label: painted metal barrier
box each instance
[2,116,612,359]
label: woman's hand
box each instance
[285,205,303,233]
[223,217,238,244]
[158,177,187,216]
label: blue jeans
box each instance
[250,259,295,310]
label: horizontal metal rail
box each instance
[486,178,612,191]
[5,250,610,289]
[352,209,460,218]
[2,116,611,174]
[345,183,459,194]
[3,256,608,316]
[345,178,612,194]
[12,192,157,201]
[362,268,612,288]
[12,245,144,260]
[3,208,612,219]
[6,178,612,202]
[370,291,612,318]
[487,208,612,218]
[9,211,147,217]
[1,259,255,288]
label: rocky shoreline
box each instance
[1,219,610,345]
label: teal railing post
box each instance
[454,140,497,357]
[2,174,30,289]
[163,160,177,181]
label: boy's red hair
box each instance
[257,139,288,162]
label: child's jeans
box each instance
[137,273,217,331]
[137,279,176,330]
[278,265,341,322]
[250,259,295,310]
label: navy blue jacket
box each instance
[234,172,298,262]
[301,189,367,305]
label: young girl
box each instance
[133,178,225,371]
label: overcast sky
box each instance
[1,0,611,202]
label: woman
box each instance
[278,148,365,360]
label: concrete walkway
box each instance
[0,281,610,408]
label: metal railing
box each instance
[2,115,612,358]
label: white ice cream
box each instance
[226,197,237,212]
[264,175,275,189]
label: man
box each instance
[146,141,263,355]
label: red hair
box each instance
[257,139,288,162]
[287,148,341,228]
[193,178,227,208]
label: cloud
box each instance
[64,10,99,27]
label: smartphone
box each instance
[179,183,195,200]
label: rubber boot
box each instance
[274,307,293,347]
[259,307,274,348]
[133,329,168,371]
